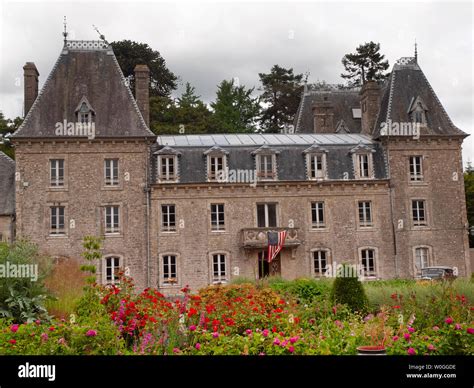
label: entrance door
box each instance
[258,250,281,278]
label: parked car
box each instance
[417,266,457,281]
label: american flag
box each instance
[267,230,287,263]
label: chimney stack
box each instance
[23,62,39,116]
[360,81,381,135]
[134,64,150,126]
[312,97,334,133]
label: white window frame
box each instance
[256,154,277,181]
[256,203,278,228]
[104,158,119,186]
[358,201,373,227]
[409,156,424,182]
[312,249,330,277]
[158,155,177,182]
[412,200,427,226]
[211,253,228,284]
[360,248,377,278]
[210,203,225,231]
[307,153,327,180]
[50,159,64,187]
[311,202,325,229]
[207,155,226,181]
[161,254,179,286]
[161,204,176,232]
[104,256,121,285]
[105,205,120,234]
[414,246,430,276]
[50,206,65,235]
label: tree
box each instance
[258,65,305,133]
[150,83,214,135]
[465,163,474,247]
[341,42,389,87]
[111,40,178,97]
[211,79,260,133]
[0,112,22,159]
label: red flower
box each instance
[9,339,16,345]
[393,305,401,309]
[49,326,55,332]
[187,308,198,318]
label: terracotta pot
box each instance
[356,345,387,355]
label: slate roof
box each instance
[151,134,387,183]
[294,85,362,134]
[373,57,466,138]
[0,152,15,215]
[13,40,154,139]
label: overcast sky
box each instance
[0,0,472,164]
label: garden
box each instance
[0,239,472,356]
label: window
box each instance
[158,155,177,182]
[358,201,373,227]
[257,154,276,180]
[361,248,376,277]
[313,250,329,277]
[308,154,326,180]
[50,159,64,187]
[104,159,119,186]
[411,102,426,125]
[105,257,121,284]
[77,102,93,124]
[412,200,427,226]
[311,202,325,229]
[212,253,227,283]
[105,206,120,234]
[50,206,65,235]
[414,247,429,275]
[211,204,225,231]
[162,255,178,285]
[208,155,224,181]
[257,203,277,227]
[409,156,423,181]
[358,154,370,178]
[161,205,176,232]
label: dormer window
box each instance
[75,96,95,124]
[303,144,328,180]
[408,97,428,125]
[204,146,228,182]
[252,145,279,181]
[155,146,181,183]
[350,142,375,180]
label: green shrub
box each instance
[269,278,332,303]
[0,241,52,323]
[330,267,368,312]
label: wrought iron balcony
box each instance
[241,227,301,248]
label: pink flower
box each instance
[290,336,298,344]
[58,338,67,345]
[403,333,411,340]
[245,329,252,335]
[407,347,416,355]
[212,332,219,338]
[86,330,97,337]
[189,325,197,331]
[10,324,19,333]
[392,336,399,341]
[195,343,201,350]
[445,317,453,325]
[427,344,436,351]
[454,324,462,330]
[273,338,281,346]
[258,352,265,356]
[467,328,474,335]
[35,320,41,325]
[262,329,269,337]
[281,340,288,347]
[408,327,415,333]
[288,346,295,353]
[432,326,440,331]
[173,348,180,353]
[40,333,48,342]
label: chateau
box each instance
[2,38,471,293]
